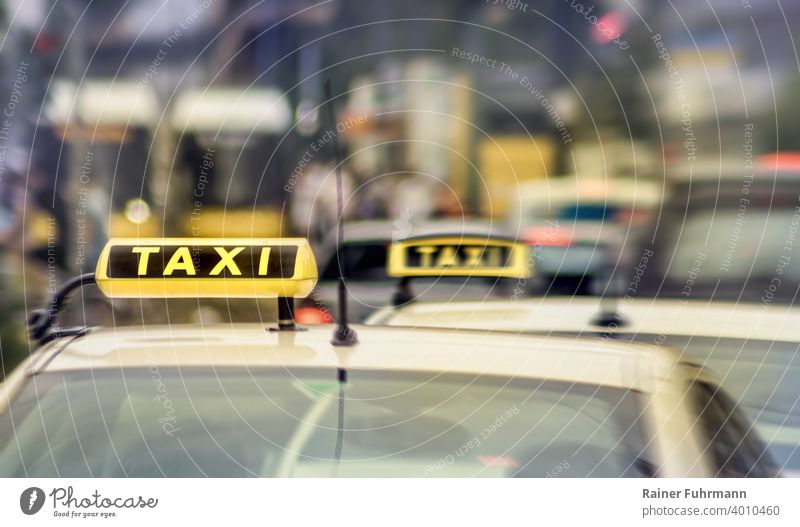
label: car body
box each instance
[510,176,661,294]
[311,219,519,322]
[625,159,800,304]
[368,296,800,475]
[0,323,777,477]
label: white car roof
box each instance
[515,176,662,209]
[25,324,685,392]
[369,297,800,342]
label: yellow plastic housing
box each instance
[95,238,318,298]
[388,236,531,279]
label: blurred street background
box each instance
[2,0,800,371]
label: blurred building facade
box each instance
[1,0,800,366]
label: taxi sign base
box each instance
[391,277,415,307]
[267,296,307,332]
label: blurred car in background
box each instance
[628,154,800,304]
[302,219,518,322]
[511,176,661,295]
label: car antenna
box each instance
[324,78,359,347]
[590,267,627,333]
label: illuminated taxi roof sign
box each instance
[388,236,531,279]
[95,238,317,298]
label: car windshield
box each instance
[0,368,651,477]
[527,203,620,224]
[554,204,620,222]
[320,242,389,281]
[631,181,800,303]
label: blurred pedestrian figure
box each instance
[354,174,392,220]
[387,173,436,222]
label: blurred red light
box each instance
[477,455,520,468]
[295,306,333,324]
[33,33,56,53]
[591,12,627,45]
[525,226,572,247]
[757,152,800,170]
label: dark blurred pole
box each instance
[63,0,88,273]
[462,2,483,216]
[552,0,578,176]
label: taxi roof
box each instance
[29,324,680,392]
[368,297,800,342]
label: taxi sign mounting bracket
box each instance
[268,296,307,332]
[391,276,416,307]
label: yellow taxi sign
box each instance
[95,238,317,298]
[388,236,531,279]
